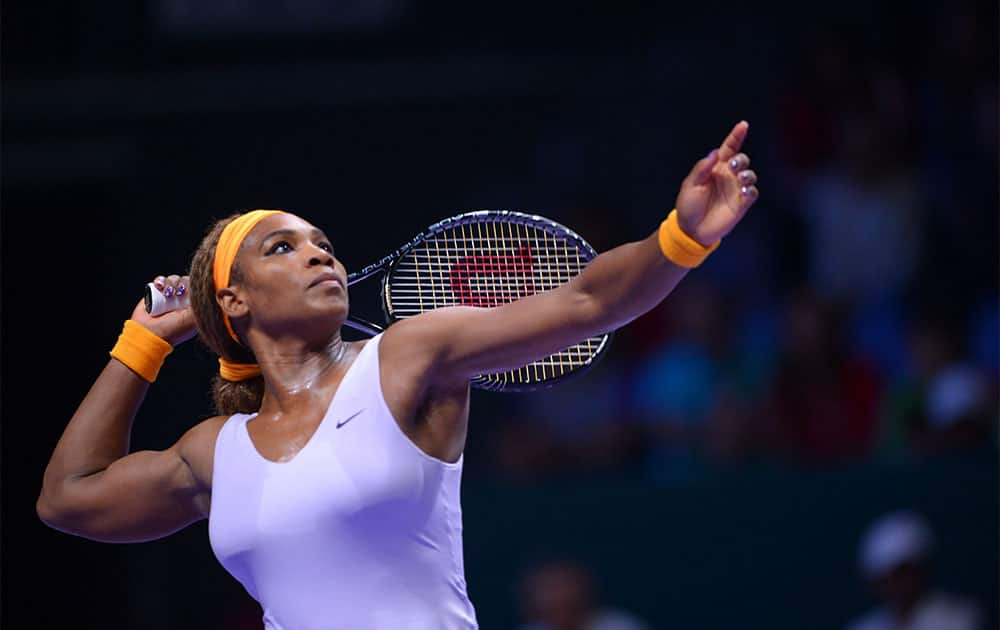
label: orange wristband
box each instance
[658,209,720,268]
[109,320,173,382]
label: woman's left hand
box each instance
[674,120,760,246]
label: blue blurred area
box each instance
[3,0,997,628]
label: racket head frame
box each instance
[351,209,613,392]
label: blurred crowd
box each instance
[477,2,998,485]
[509,510,988,630]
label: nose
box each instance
[307,243,335,267]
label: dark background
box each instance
[3,1,998,628]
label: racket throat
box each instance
[343,316,385,337]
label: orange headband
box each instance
[218,357,262,381]
[213,209,283,344]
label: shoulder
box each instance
[378,313,451,379]
[381,306,475,352]
[379,307,479,381]
[175,415,231,492]
[179,415,230,449]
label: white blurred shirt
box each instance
[846,592,984,630]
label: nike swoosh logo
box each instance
[336,409,364,429]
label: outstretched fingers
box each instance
[717,120,749,161]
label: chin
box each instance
[323,301,349,321]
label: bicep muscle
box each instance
[40,447,205,544]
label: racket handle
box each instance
[144,282,190,316]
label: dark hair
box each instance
[188,212,265,415]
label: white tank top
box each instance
[208,333,479,629]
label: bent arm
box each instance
[37,358,207,543]
[389,228,689,382]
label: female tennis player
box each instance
[37,121,759,629]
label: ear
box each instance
[217,286,249,319]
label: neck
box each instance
[253,333,349,408]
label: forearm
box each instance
[41,359,149,497]
[571,228,690,332]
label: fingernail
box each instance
[730,158,740,170]
[740,172,751,182]
[164,286,174,297]
[176,284,186,296]
[707,149,717,159]
[741,186,750,196]
[154,278,165,289]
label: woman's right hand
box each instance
[129,274,198,346]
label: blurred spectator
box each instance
[845,510,985,630]
[847,295,911,384]
[490,354,644,480]
[875,307,997,460]
[770,15,931,312]
[795,101,926,309]
[759,288,884,464]
[626,279,770,481]
[514,558,650,630]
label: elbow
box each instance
[36,491,62,529]
[36,484,81,534]
[572,286,619,334]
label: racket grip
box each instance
[144,282,190,316]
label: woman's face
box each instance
[228,212,349,340]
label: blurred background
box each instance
[3,0,998,628]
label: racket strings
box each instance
[388,220,603,386]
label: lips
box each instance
[308,273,343,289]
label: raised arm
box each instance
[36,275,211,543]
[385,121,760,383]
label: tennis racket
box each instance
[146,210,612,392]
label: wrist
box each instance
[657,209,720,268]
[109,320,174,382]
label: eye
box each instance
[319,242,334,254]
[266,240,293,255]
